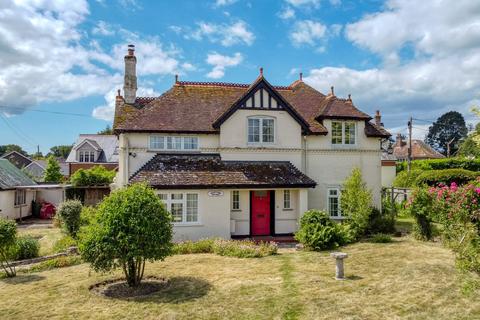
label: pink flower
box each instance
[475,188,480,195]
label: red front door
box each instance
[251,190,271,236]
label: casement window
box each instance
[327,188,341,217]
[149,136,199,151]
[14,190,26,206]
[248,117,275,144]
[78,151,95,162]
[158,192,199,223]
[283,190,291,209]
[231,190,240,210]
[331,121,356,145]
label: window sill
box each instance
[148,149,199,153]
[282,208,294,211]
[14,204,27,208]
[231,209,242,212]
[173,222,203,227]
[330,216,347,220]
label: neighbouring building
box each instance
[381,151,397,187]
[23,159,70,182]
[66,134,119,175]
[113,45,391,241]
[1,151,32,169]
[393,133,445,161]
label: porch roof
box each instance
[129,153,317,189]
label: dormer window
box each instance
[248,117,275,144]
[331,121,356,146]
[79,151,95,162]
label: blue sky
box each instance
[1,0,480,154]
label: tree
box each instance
[57,200,83,238]
[43,156,63,183]
[425,111,467,156]
[0,144,27,157]
[70,166,115,186]
[340,168,373,239]
[48,145,72,159]
[97,125,113,135]
[0,218,17,277]
[79,183,173,287]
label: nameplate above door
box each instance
[208,191,224,197]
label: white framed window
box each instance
[248,117,275,144]
[88,151,95,162]
[327,188,341,217]
[283,190,291,209]
[149,136,199,151]
[158,192,199,223]
[331,121,356,146]
[14,190,26,206]
[79,151,84,162]
[231,190,240,210]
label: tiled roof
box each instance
[129,153,317,189]
[114,78,390,137]
[393,139,445,160]
[66,134,119,163]
[0,159,36,189]
[365,122,391,138]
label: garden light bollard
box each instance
[330,252,348,280]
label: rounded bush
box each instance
[15,236,40,260]
[415,169,479,186]
[57,200,83,238]
[295,210,348,251]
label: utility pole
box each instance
[407,117,412,172]
[446,138,455,158]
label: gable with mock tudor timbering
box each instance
[212,76,311,133]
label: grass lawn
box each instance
[18,226,63,256]
[1,237,479,320]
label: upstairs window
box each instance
[79,151,95,162]
[150,136,199,151]
[248,117,275,144]
[331,121,356,145]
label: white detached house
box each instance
[113,45,391,241]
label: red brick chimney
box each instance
[123,44,137,104]
[375,110,382,126]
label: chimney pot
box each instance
[299,72,303,81]
[127,44,135,56]
[260,67,263,75]
[396,133,403,144]
[117,89,121,97]
[375,110,381,126]
[330,86,335,96]
[348,93,351,100]
[175,74,179,83]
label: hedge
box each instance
[397,158,480,173]
[415,169,480,186]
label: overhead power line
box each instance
[0,113,37,148]
[0,105,93,118]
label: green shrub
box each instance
[341,168,373,239]
[406,188,435,240]
[53,235,77,253]
[70,165,115,187]
[25,256,82,273]
[415,169,479,186]
[14,236,39,260]
[173,239,215,254]
[393,169,423,188]
[80,206,97,226]
[370,233,393,243]
[367,207,396,235]
[79,183,173,287]
[57,200,83,238]
[295,210,349,250]
[0,218,17,277]
[212,239,277,258]
[397,158,480,173]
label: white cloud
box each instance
[186,20,255,46]
[285,0,320,8]
[118,0,142,11]
[301,0,480,130]
[214,0,237,6]
[278,6,295,20]
[92,20,114,36]
[329,0,341,6]
[92,86,159,121]
[0,0,190,118]
[289,20,327,46]
[206,52,243,79]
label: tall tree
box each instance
[48,145,72,159]
[43,156,63,183]
[0,144,28,157]
[425,111,467,156]
[97,125,113,135]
